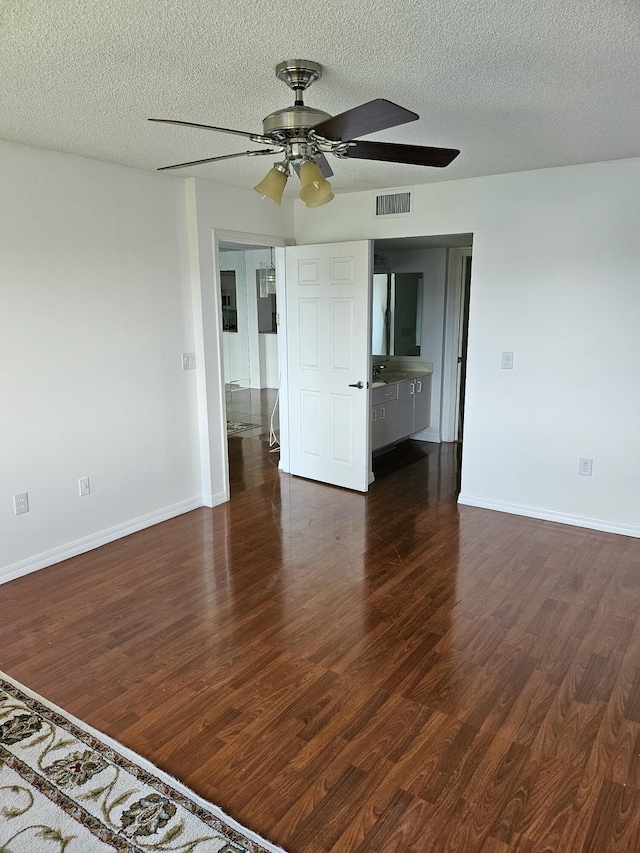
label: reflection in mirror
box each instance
[256,272,277,333]
[221,270,238,332]
[372,272,423,357]
[372,274,390,355]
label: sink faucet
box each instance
[372,363,386,380]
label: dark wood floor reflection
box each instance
[2,437,640,852]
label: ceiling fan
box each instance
[149,60,460,207]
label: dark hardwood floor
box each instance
[1,430,640,852]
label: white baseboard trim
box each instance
[0,496,205,587]
[412,427,441,443]
[202,489,228,509]
[457,493,640,539]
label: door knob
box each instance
[348,381,364,389]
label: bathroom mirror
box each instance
[220,270,238,332]
[372,272,423,357]
[255,272,277,333]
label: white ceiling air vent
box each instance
[374,189,413,218]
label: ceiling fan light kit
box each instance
[304,191,335,208]
[254,162,289,205]
[150,60,460,207]
[299,160,332,205]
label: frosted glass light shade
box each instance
[254,167,288,205]
[305,192,334,208]
[299,161,332,204]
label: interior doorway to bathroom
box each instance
[372,236,473,479]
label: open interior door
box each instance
[285,240,372,492]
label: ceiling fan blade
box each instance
[342,140,460,167]
[149,118,269,143]
[312,99,418,142]
[157,149,276,171]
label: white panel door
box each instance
[286,240,372,492]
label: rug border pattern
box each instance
[0,747,145,852]
[0,676,284,853]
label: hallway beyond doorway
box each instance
[226,386,279,444]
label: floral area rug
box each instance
[0,672,286,853]
[226,421,260,435]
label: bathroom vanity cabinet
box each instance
[371,373,431,451]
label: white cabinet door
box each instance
[397,380,416,438]
[285,241,372,492]
[372,405,384,450]
[372,401,398,449]
[413,377,431,431]
[372,383,398,450]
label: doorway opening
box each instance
[456,252,472,442]
[371,235,473,492]
[217,238,283,491]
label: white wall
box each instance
[0,145,294,581]
[0,142,201,580]
[244,248,274,389]
[259,335,279,388]
[219,250,251,387]
[295,158,640,536]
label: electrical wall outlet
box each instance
[501,351,514,369]
[13,492,29,515]
[182,352,196,370]
[78,476,90,496]
[579,457,593,476]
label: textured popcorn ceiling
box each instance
[1,0,638,196]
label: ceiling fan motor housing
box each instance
[262,105,332,137]
[264,59,332,147]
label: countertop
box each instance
[372,364,433,387]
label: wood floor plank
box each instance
[2,430,640,851]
